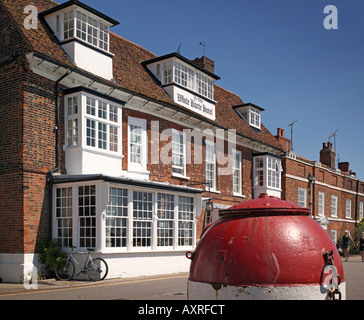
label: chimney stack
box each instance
[338,162,349,173]
[320,142,336,169]
[275,128,291,152]
[191,56,215,74]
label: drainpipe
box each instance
[308,173,316,218]
[47,70,71,238]
[49,70,72,178]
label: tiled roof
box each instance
[1,0,283,151]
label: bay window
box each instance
[65,91,122,155]
[253,154,282,198]
[54,182,197,251]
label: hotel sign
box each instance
[171,86,216,121]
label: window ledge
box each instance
[233,193,245,198]
[172,172,190,180]
[205,189,220,194]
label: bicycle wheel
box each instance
[55,258,75,281]
[87,258,108,281]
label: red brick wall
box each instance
[283,156,362,240]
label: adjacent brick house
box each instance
[276,129,364,244]
[0,0,284,282]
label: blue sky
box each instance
[75,0,364,179]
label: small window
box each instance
[318,192,325,216]
[346,199,352,219]
[232,150,242,195]
[205,141,216,191]
[128,117,147,172]
[298,188,306,207]
[331,195,338,217]
[172,130,186,177]
[249,107,261,129]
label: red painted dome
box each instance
[189,194,344,287]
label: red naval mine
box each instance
[187,193,345,300]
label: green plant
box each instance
[36,238,66,278]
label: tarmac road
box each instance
[0,256,362,301]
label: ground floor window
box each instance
[54,182,197,252]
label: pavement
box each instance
[0,255,362,300]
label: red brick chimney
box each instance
[191,56,215,74]
[275,128,291,152]
[338,162,349,173]
[320,142,335,169]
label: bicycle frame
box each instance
[66,250,98,276]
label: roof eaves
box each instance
[38,0,120,26]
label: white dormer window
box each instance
[233,103,264,130]
[41,1,119,80]
[62,9,110,52]
[249,107,261,129]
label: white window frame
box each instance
[161,59,214,100]
[318,192,325,217]
[128,117,148,173]
[267,156,282,190]
[65,92,123,157]
[331,229,338,244]
[172,129,187,178]
[298,188,307,207]
[62,9,110,52]
[232,149,242,196]
[205,140,217,191]
[54,183,198,253]
[331,195,338,218]
[359,201,364,221]
[249,106,261,129]
[345,199,352,219]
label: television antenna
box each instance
[288,120,298,151]
[328,129,339,165]
[328,129,338,151]
[199,41,206,57]
[177,43,182,54]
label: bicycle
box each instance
[55,246,108,281]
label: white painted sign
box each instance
[165,86,216,121]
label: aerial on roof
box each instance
[1,0,283,152]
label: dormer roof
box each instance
[38,0,120,26]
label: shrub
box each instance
[36,238,66,278]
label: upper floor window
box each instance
[254,155,282,191]
[172,130,186,177]
[234,103,264,130]
[318,192,325,216]
[205,141,216,191]
[161,60,214,100]
[232,150,242,195]
[298,188,306,207]
[63,9,110,51]
[345,199,352,219]
[128,117,148,172]
[331,195,338,217]
[65,91,122,156]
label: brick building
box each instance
[0,0,284,282]
[276,129,364,244]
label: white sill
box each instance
[172,172,190,180]
[205,189,220,194]
[233,192,245,198]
